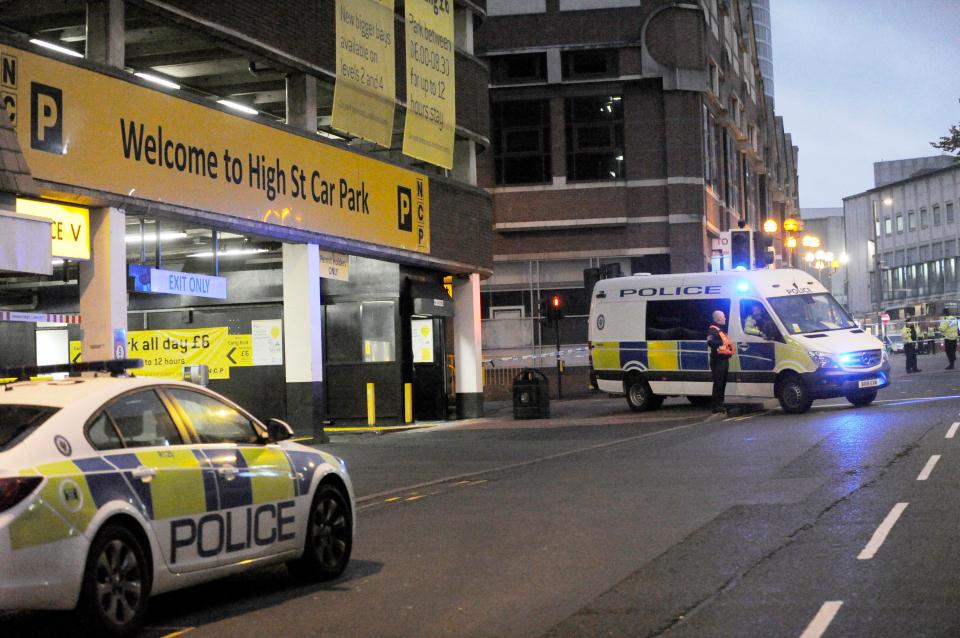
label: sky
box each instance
[769,0,960,207]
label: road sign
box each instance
[881,313,890,324]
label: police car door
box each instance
[163,388,299,568]
[731,298,778,397]
[89,389,215,574]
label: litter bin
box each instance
[513,368,550,419]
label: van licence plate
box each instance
[858,378,880,388]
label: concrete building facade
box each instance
[844,160,960,320]
[475,0,799,368]
[0,0,493,432]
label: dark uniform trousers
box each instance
[905,343,918,373]
[946,339,957,368]
[710,356,729,411]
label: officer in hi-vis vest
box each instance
[940,316,958,370]
[707,309,735,414]
[902,322,920,373]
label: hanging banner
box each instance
[402,0,455,169]
[331,0,396,147]
[1,44,430,254]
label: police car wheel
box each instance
[78,524,151,636]
[625,377,659,412]
[290,484,353,581]
[846,389,878,407]
[776,375,812,414]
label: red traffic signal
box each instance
[551,295,561,308]
[547,294,564,321]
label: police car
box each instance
[0,360,354,635]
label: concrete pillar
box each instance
[85,0,124,68]
[286,73,317,133]
[453,272,483,418]
[282,243,326,440]
[453,139,477,186]
[78,207,127,362]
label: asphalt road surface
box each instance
[6,355,960,637]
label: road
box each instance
[5,356,960,637]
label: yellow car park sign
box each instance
[15,198,90,260]
[2,43,431,254]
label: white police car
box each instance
[0,360,354,636]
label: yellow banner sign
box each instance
[2,44,430,253]
[15,198,90,260]
[402,0,455,169]
[332,0,396,147]
[128,328,233,379]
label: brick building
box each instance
[475,0,799,367]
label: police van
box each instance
[588,268,891,414]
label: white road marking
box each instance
[857,502,909,560]
[947,422,960,438]
[799,601,843,638]
[917,455,941,481]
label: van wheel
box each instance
[625,377,661,411]
[846,389,878,407]
[687,396,712,407]
[78,524,150,637]
[776,375,813,414]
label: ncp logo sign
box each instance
[30,81,63,154]
[397,180,427,248]
[397,185,413,232]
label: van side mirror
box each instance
[267,418,294,442]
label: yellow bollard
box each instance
[404,383,413,424]
[366,382,376,426]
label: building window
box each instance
[565,95,624,182]
[934,204,941,226]
[907,247,918,264]
[947,201,955,224]
[947,239,957,257]
[493,100,552,185]
[920,244,931,262]
[490,53,548,84]
[561,49,619,79]
[920,207,928,229]
[908,211,916,231]
[884,217,892,235]
[703,106,719,191]
[896,214,903,233]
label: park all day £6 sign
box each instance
[0,43,430,253]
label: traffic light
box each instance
[754,231,775,268]
[547,294,564,322]
[730,230,752,270]
[538,297,549,327]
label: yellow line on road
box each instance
[384,496,401,502]
[160,629,195,638]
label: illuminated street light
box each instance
[804,252,815,263]
[783,218,800,232]
[785,237,798,249]
[801,235,821,249]
[831,259,841,270]
[839,252,849,265]
[824,251,834,262]
[763,219,778,233]
[815,250,825,261]
[882,197,894,206]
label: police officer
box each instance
[940,315,958,370]
[744,304,765,337]
[707,309,735,413]
[902,322,920,373]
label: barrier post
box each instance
[366,383,376,426]
[404,382,413,424]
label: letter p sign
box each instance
[31,82,63,154]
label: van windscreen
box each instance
[768,293,856,334]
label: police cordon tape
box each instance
[483,347,588,367]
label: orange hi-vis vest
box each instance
[710,324,736,356]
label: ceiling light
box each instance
[217,99,258,115]
[29,38,83,58]
[187,248,270,258]
[125,231,187,244]
[134,72,180,90]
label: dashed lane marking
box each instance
[917,455,941,481]
[159,629,194,638]
[947,422,960,438]
[405,495,425,502]
[384,496,401,502]
[857,502,909,560]
[799,601,843,638]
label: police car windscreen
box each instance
[768,293,856,334]
[0,406,60,451]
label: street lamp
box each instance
[763,219,778,233]
[783,218,800,233]
[802,235,821,249]
[815,250,825,261]
[804,251,815,263]
[786,237,798,249]
[839,252,849,265]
